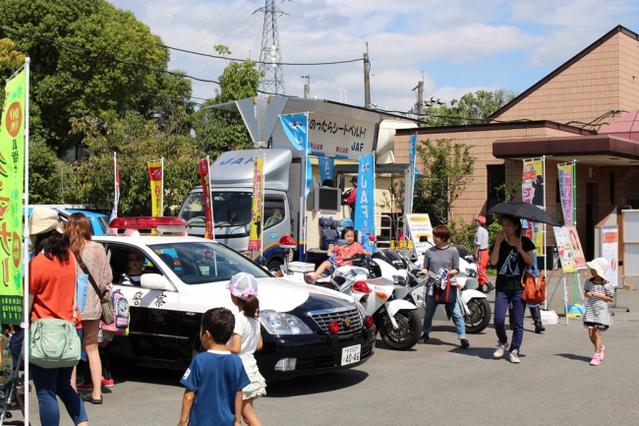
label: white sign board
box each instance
[622,209,639,277]
[405,214,433,260]
[600,226,619,287]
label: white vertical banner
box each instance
[600,226,619,287]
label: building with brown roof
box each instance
[394,25,639,258]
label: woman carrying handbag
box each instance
[29,206,89,426]
[65,213,112,405]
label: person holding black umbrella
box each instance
[490,214,536,364]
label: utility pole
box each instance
[412,71,425,116]
[301,74,310,98]
[255,0,286,94]
[363,42,371,108]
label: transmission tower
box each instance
[255,0,286,94]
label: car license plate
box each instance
[341,344,361,366]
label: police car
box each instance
[95,217,375,380]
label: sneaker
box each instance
[77,382,93,390]
[419,333,430,344]
[534,323,545,334]
[509,349,521,364]
[101,378,115,388]
[460,338,470,349]
[590,355,601,366]
[493,342,508,358]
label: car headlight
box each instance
[259,310,313,335]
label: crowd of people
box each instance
[7,205,616,425]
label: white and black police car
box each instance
[95,217,375,380]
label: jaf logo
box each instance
[5,102,22,138]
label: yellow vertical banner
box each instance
[0,68,26,324]
[147,159,164,217]
[248,157,264,252]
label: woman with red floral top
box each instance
[304,228,371,283]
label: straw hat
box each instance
[29,206,61,236]
[227,272,259,301]
[586,257,609,280]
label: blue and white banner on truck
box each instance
[318,155,335,184]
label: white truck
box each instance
[179,96,417,270]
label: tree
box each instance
[0,0,191,154]
[413,138,475,225]
[69,111,203,216]
[422,89,517,127]
[193,56,263,156]
[0,37,26,107]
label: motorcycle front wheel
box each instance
[465,298,491,334]
[378,309,420,350]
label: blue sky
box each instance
[109,0,639,111]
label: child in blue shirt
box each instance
[178,308,250,426]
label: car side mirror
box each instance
[140,273,173,291]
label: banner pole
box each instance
[260,154,265,259]
[22,57,31,426]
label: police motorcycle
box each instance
[278,238,421,350]
[372,248,491,334]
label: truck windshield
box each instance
[179,191,253,227]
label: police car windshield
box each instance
[179,191,252,227]
[150,241,269,284]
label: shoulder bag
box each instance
[30,255,81,369]
[522,271,547,305]
[79,259,114,325]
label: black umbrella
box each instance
[487,202,561,227]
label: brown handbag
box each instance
[522,272,547,304]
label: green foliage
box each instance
[193,60,263,156]
[69,111,204,216]
[0,0,190,154]
[449,221,477,252]
[422,89,517,127]
[413,138,475,224]
[487,219,502,249]
[28,137,72,204]
[0,37,25,107]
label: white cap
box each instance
[227,272,259,301]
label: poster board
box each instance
[404,214,433,260]
[553,226,587,273]
[622,209,639,277]
[600,226,619,287]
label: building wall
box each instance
[618,34,639,113]
[494,32,625,127]
[395,126,578,224]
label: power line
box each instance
[160,42,363,66]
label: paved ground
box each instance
[23,284,639,425]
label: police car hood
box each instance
[179,277,354,313]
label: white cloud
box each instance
[108,0,639,112]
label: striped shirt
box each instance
[583,279,614,327]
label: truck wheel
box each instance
[465,298,491,334]
[379,309,420,350]
[267,259,283,274]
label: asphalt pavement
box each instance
[25,284,639,426]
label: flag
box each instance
[109,152,120,234]
[147,159,164,217]
[0,66,26,324]
[522,158,545,256]
[354,153,375,248]
[318,156,334,184]
[248,156,265,252]
[197,157,215,239]
[279,113,312,197]
[558,162,576,226]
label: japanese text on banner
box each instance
[197,158,215,240]
[522,159,545,256]
[0,68,26,324]
[248,157,264,252]
[354,154,375,248]
[558,162,575,226]
[148,160,163,217]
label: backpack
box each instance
[99,287,130,335]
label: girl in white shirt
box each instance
[227,273,267,426]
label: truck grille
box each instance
[308,307,363,335]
